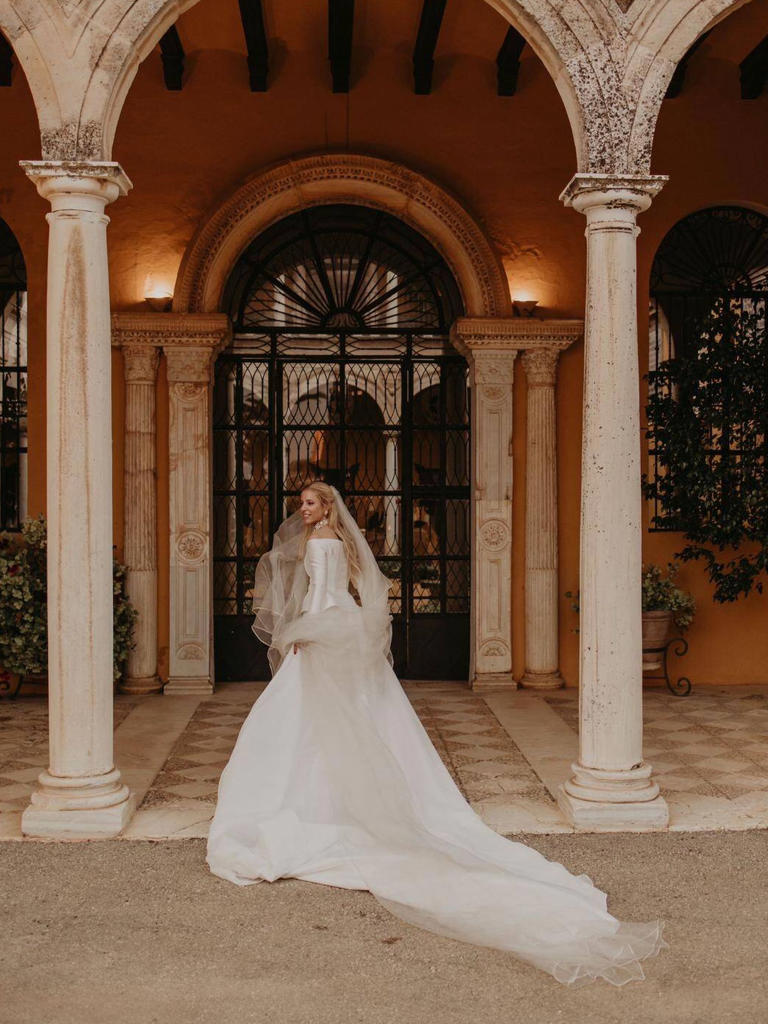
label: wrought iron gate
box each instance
[212,205,470,681]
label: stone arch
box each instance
[626,0,753,173]
[0,0,588,166]
[173,153,511,318]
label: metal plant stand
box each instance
[642,637,693,696]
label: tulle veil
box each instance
[250,484,393,676]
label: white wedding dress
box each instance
[206,536,668,986]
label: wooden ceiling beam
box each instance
[238,0,269,91]
[159,26,185,90]
[496,27,525,96]
[665,31,709,99]
[0,33,13,87]
[741,35,768,98]
[413,0,446,95]
[329,0,354,93]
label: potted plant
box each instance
[0,516,138,694]
[641,562,695,670]
[565,561,695,670]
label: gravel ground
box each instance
[1,830,765,1024]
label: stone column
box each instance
[520,343,572,689]
[165,326,229,694]
[559,173,669,830]
[20,160,133,839]
[119,342,161,694]
[450,320,517,691]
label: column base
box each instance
[557,759,670,831]
[21,768,136,839]
[470,672,518,693]
[556,784,669,832]
[164,676,214,695]
[519,670,565,690]
[118,675,162,695]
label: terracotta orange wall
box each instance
[2,0,767,685]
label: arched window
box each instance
[0,219,27,531]
[647,206,768,533]
[213,205,469,681]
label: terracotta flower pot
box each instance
[642,610,674,671]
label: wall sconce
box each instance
[144,273,173,312]
[144,294,172,312]
[512,299,539,318]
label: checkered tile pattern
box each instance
[545,689,768,800]
[0,698,135,812]
[137,683,551,813]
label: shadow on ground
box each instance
[1,831,766,1024]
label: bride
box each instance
[206,481,668,986]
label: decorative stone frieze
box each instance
[558,174,670,830]
[20,161,134,839]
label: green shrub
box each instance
[0,516,138,683]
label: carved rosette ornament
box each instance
[177,530,207,563]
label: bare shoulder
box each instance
[308,526,340,540]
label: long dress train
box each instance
[206,537,668,987]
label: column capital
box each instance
[452,317,583,353]
[521,347,560,387]
[20,160,132,206]
[559,173,667,217]
[122,345,160,385]
[111,312,231,383]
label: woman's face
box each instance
[300,489,327,526]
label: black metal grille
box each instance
[213,205,470,680]
[0,218,27,532]
[648,206,768,531]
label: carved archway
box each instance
[172,153,510,318]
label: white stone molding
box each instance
[173,153,510,317]
[20,160,134,839]
[161,316,231,695]
[111,328,161,695]
[558,174,670,830]
[520,330,580,691]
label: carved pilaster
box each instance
[451,318,583,692]
[520,344,573,690]
[451,321,517,691]
[165,326,229,695]
[120,342,160,693]
[111,312,230,696]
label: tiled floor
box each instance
[3,682,768,840]
[544,688,768,799]
[0,698,135,815]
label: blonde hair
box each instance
[298,481,362,588]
